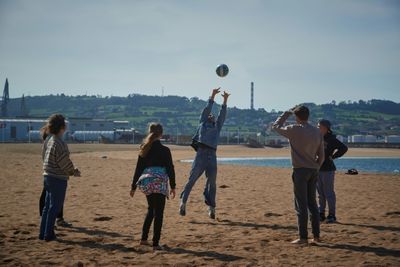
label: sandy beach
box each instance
[0,144,399,266]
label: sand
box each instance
[0,144,399,266]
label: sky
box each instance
[0,0,399,111]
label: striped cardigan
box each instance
[42,136,75,180]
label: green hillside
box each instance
[4,94,400,136]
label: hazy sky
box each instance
[0,0,399,110]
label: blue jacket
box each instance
[192,99,227,150]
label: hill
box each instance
[4,94,400,136]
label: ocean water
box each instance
[181,157,400,174]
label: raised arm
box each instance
[200,88,220,123]
[271,111,293,139]
[217,91,230,131]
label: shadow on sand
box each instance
[167,247,244,262]
[62,225,132,238]
[316,242,400,258]
[189,219,298,231]
[57,238,137,253]
[337,222,400,233]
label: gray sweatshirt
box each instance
[272,111,324,169]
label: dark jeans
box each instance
[40,187,64,219]
[141,193,166,247]
[292,168,320,239]
[39,176,68,240]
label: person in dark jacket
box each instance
[317,119,348,224]
[130,123,176,251]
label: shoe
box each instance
[208,206,216,220]
[153,245,166,251]
[56,219,72,227]
[326,214,336,224]
[179,202,186,216]
[291,239,308,245]
[311,237,321,243]
[44,234,57,242]
[139,240,151,246]
[319,213,326,222]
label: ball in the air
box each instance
[216,64,229,77]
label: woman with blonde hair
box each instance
[130,123,176,251]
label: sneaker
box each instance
[56,219,72,227]
[139,240,151,246]
[319,213,326,222]
[326,214,336,224]
[179,202,186,216]
[208,206,216,220]
[290,239,308,245]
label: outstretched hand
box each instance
[211,87,221,100]
[222,91,230,105]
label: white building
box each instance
[386,135,400,143]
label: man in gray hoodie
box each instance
[272,105,324,244]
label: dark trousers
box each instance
[292,168,320,239]
[39,176,68,240]
[141,193,166,247]
[40,187,64,219]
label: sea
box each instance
[181,157,400,174]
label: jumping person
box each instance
[179,88,230,219]
[272,105,324,244]
[39,114,81,241]
[130,123,176,251]
[317,119,348,224]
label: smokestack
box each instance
[250,82,254,110]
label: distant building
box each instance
[349,134,378,143]
[386,135,400,144]
[0,118,132,143]
[0,118,48,142]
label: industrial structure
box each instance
[1,78,9,117]
[250,82,254,110]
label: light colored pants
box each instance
[180,147,217,208]
[317,171,336,215]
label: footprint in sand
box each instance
[219,184,229,188]
[93,216,113,221]
[264,212,283,217]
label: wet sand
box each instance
[0,144,399,266]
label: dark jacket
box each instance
[320,133,348,171]
[131,140,176,191]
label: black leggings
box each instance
[141,193,166,246]
[39,187,64,219]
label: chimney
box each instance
[250,82,254,110]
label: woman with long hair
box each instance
[130,123,176,251]
[39,114,80,241]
